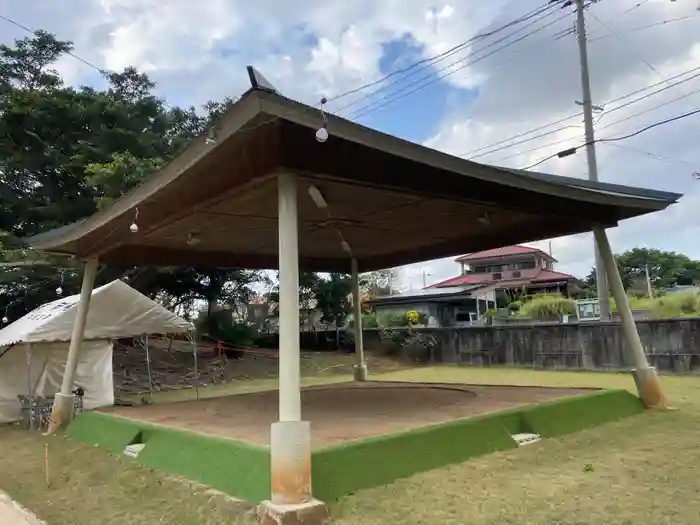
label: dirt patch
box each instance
[103,382,593,448]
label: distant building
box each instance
[367,285,496,327]
[429,245,580,297]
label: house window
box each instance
[492,272,503,280]
[517,260,536,270]
[512,270,521,278]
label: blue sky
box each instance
[1,0,700,289]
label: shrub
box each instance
[518,293,576,319]
[377,327,435,362]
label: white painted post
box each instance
[351,258,368,381]
[277,172,301,423]
[593,227,667,408]
[50,257,98,429]
[268,172,314,507]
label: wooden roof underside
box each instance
[26,89,682,273]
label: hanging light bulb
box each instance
[316,97,329,143]
[315,127,329,143]
[205,127,217,145]
[56,286,63,296]
[130,207,140,233]
[2,316,8,324]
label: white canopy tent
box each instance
[0,279,194,423]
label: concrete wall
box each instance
[280,318,700,372]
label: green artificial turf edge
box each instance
[67,412,270,503]
[311,389,644,501]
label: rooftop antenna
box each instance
[246,66,279,94]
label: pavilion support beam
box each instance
[258,173,329,525]
[48,257,98,432]
[351,258,368,381]
[593,227,667,409]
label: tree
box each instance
[360,268,401,298]
[585,248,700,292]
[0,31,265,321]
[314,273,352,326]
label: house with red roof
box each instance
[366,245,580,328]
[430,245,580,297]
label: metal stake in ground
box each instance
[575,0,611,321]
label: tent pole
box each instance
[144,335,154,403]
[49,257,98,431]
[26,343,32,432]
[193,335,199,401]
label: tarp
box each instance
[0,340,114,423]
[0,279,194,346]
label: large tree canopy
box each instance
[0,31,262,322]
[585,247,700,291]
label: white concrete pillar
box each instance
[277,172,301,423]
[351,258,368,381]
[264,171,327,517]
[50,257,98,429]
[593,227,667,409]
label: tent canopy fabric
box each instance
[0,279,193,346]
[0,340,114,423]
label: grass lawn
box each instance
[2,364,700,524]
[331,367,700,525]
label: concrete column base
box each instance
[270,421,312,504]
[46,393,75,433]
[631,367,668,409]
[257,499,329,525]
[353,363,368,382]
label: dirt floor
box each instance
[102,381,594,448]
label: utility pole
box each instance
[644,265,653,298]
[575,0,611,320]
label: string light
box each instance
[129,208,140,233]
[2,306,8,324]
[315,97,329,143]
[55,269,65,296]
[204,127,217,145]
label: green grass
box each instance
[312,389,643,501]
[68,412,270,503]
[4,364,700,524]
[328,367,700,525]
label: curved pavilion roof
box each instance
[26,87,682,272]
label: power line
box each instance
[340,4,564,117]
[325,2,558,105]
[619,0,651,17]
[347,7,574,120]
[589,15,697,43]
[0,13,182,111]
[521,107,700,170]
[601,142,699,169]
[461,65,700,161]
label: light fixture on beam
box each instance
[186,232,201,246]
[316,97,329,143]
[308,185,328,210]
[129,207,140,233]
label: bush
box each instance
[377,327,436,363]
[508,301,523,313]
[517,293,576,319]
[196,309,259,347]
